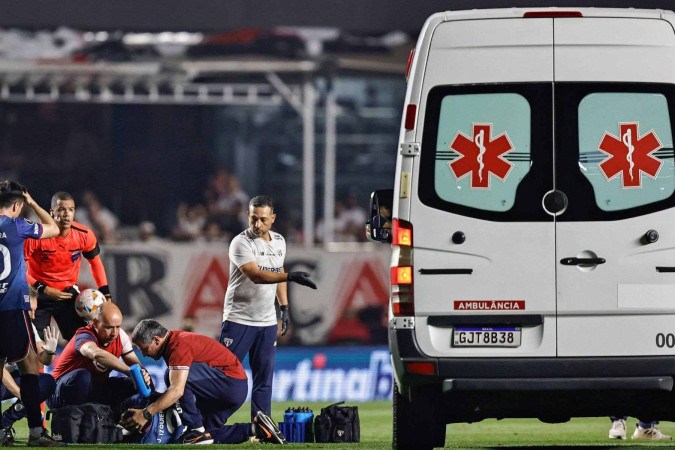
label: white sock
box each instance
[193,427,205,433]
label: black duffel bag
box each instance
[314,401,360,443]
[48,403,122,444]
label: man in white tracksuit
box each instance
[219,195,316,420]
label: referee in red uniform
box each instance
[24,191,112,340]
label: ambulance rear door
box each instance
[411,16,558,358]
[553,13,675,357]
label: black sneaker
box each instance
[178,429,214,445]
[254,411,286,444]
[0,427,15,446]
[26,429,66,447]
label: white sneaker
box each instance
[609,419,626,439]
[632,424,672,440]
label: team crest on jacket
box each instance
[223,338,233,347]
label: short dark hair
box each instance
[131,319,169,344]
[249,195,274,211]
[0,181,26,208]
[51,191,74,209]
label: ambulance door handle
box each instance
[560,257,606,266]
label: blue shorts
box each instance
[0,310,37,363]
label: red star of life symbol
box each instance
[448,123,514,189]
[597,122,663,188]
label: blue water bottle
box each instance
[280,408,294,442]
[283,407,294,424]
[130,364,152,397]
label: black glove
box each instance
[279,305,290,336]
[287,272,317,289]
[140,367,156,393]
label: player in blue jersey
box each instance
[0,180,61,446]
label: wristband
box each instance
[280,304,288,311]
[98,285,111,296]
[33,281,47,295]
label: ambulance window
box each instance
[578,93,674,211]
[433,93,531,212]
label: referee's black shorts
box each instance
[34,293,86,341]
[0,309,38,363]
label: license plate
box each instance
[452,326,522,348]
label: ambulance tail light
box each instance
[392,219,414,316]
[405,361,436,376]
[404,104,417,131]
[393,219,413,247]
[391,266,413,285]
[523,11,582,18]
[391,266,414,316]
[405,48,415,81]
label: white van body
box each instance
[381,7,675,449]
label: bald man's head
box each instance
[99,302,122,320]
[92,301,123,345]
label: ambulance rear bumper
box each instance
[390,327,675,390]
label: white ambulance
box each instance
[367,7,675,449]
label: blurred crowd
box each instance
[19,167,369,245]
[315,193,368,243]
[169,169,369,244]
[170,168,248,243]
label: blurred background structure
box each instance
[1,0,671,244]
[2,0,674,400]
[0,0,424,353]
[0,27,406,245]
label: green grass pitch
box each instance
[5,401,675,448]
